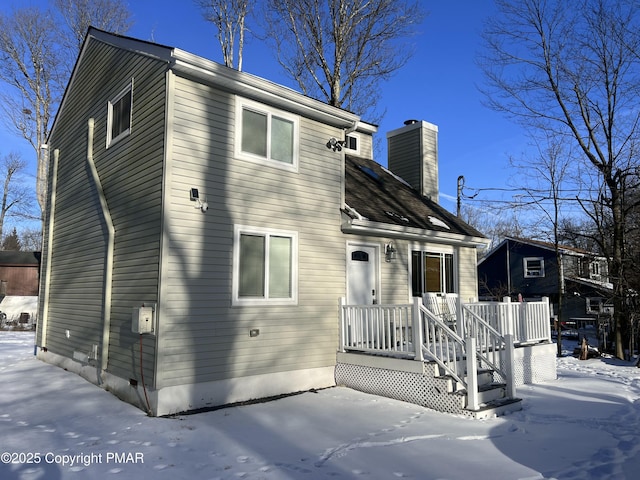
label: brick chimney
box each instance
[386,120,439,203]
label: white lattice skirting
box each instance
[335,343,557,416]
[512,342,557,386]
[335,354,469,416]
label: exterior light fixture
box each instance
[326,137,345,152]
[385,241,397,262]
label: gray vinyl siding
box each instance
[348,237,480,305]
[388,128,422,190]
[457,246,479,303]
[39,39,166,384]
[156,74,345,388]
[387,123,439,201]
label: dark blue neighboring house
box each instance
[478,237,613,324]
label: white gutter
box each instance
[39,147,59,350]
[342,218,490,248]
[86,118,115,377]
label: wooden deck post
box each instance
[502,296,513,337]
[504,333,517,399]
[542,296,552,342]
[466,336,479,410]
[339,297,346,353]
[412,298,424,361]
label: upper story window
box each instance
[233,225,298,306]
[524,257,545,278]
[411,249,455,296]
[344,133,359,154]
[236,98,298,171]
[107,80,133,148]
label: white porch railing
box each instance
[339,300,415,357]
[339,297,521,410]
[463,297,552,344]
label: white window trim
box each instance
[235,97,299,172]
[408,244,457,298]
[345,132,360,155]
[524,257,545,278]
[106,79,133,148]
[232,225,298,306]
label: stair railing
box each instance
[415,299,468,388]
[461,304,516,399]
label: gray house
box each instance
[37,29,546,417]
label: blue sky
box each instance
[1,1,528,216]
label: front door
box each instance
[347,244,378,305]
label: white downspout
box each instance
[86,118,115,378]
[39,147,59,351]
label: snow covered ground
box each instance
[1,331,639,480]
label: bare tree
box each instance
[53,0,133,51]
[18,227,43,251]
[480,0,640,359]
[263,0,424,119]
[0,7,64,219]
[194,0,250,71]
[0,152,31,241]
[0,1,133,222]
[515,135,573,356]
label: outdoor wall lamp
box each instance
[326,137,345,152]
[190,188,208,213]
[385,241,397,262]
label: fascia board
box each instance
[170,50,362,129]
[343,218,490,248]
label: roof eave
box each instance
[170,50,362,129]
[343,218,490,248]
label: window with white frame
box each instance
[233,225,298,305]
[236,98,298,170]
[411,250,455,296]
[524,257,545,278]
[107,80,133,147]
[344,133,359,154]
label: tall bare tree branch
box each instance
[264,0,424,120]
[480,0,640,359]
[194,0,250,71]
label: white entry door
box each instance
[347,244,378,305]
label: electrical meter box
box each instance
[132,305,155,334]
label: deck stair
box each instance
[429,360,522,418]
[337,297,536,418]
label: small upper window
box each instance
[107,81,133,148]
[524,257,545,278]
[345,134,359,153]
[236,98,298,171]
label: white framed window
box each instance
[233,225,298,305]
[411,248,456,296]
[524,257,545,278]
[344,133,360,154]
[235,98,299,171]
[106,80,133,148]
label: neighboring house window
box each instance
[411,250,455,296]
[236,98,298,170]
[344,134,359,154]
[524,257,545,278]
[107,80,133,147]
[233,225,298,305]
[586,297,603,314]
[590,261,600,278]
